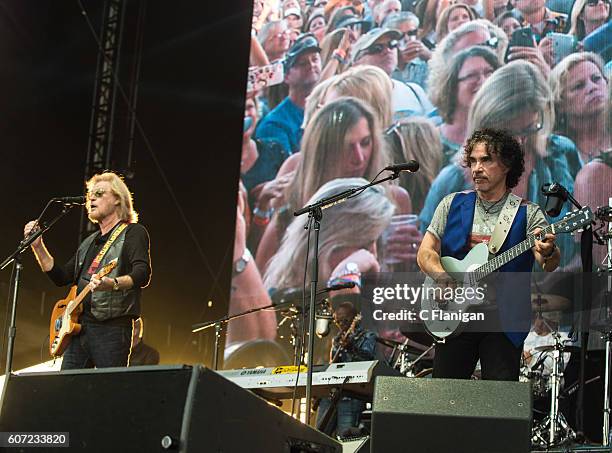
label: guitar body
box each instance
[421,243,489,340]
[49,285,83,357]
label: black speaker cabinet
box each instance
[0,365,341,453]
[371,377,532,453]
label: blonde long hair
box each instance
[86,172,138,223]
[289,96,386,211]
[568,0,612,39]
[387,117,442,212]
[550,52,609,136]
[264,177,394,289]
[327,64,394,129]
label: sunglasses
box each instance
[88,188,108,199]
[586,0,609,6]
[365,39,398,55]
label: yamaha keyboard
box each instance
[217,360,401,399]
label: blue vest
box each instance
[440,191,534,346]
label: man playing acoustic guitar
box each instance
[417,128,560,380]
[24,172,151,369]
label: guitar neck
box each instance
[68,285,92,315]
[474,223,556,281]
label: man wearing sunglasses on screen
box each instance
[383,11,431,89]
[255,34,322,155]
[351,27,435,120]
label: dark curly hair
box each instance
[462,128,525,189]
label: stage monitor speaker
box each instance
[371,377,532,453]
[0,364,341,453]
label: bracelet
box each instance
[333,48,347,60]
[253,206,274,220]
[327,273,362,289]
[332,49,347,65]
[112,278,120,291]
[253,215,271,226]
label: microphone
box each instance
[323,281,356,292]
[541,183,568,217]
[384,161,419,173]
[52,196,86,205]
[315,300,333,338]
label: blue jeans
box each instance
[61,322,133,370]
[316,396,365,437]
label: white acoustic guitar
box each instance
[421,207,593,340]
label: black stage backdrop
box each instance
[0,0,251,370]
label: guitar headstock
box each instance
[97,258,118,278]
[554,207,593,234]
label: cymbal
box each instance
[375,336,426,356]
[533,344,580,353]
[531,294,571,312]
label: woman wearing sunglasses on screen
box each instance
[568,0,611,41]
[428,45,500,167]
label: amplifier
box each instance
[371,377,532,453]
[0,364,341,452]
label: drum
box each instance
[519,367,550,399]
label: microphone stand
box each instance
[191,287,339,370]
[0,202,80,416]
[293,170,401,425]
[543,184,593,441]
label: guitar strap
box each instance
[487,193,522,255]
[86,222,128,275]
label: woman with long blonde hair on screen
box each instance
[550,52,610,165]
[255,97,415,274]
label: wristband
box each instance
[253,206,274,220]
[332,49,347,64]
[327,274,362,289]
[334,48,347,60]
[253,215,271,226]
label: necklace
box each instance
[479,195,505,215]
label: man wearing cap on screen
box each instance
[255,34,322,154]
[351,27,435,120]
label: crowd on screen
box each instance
[228,0,612,348]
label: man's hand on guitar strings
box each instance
[532,227,557,258]
[89,274,113,292]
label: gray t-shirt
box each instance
[426,192,549,309]
[427,192,548,255]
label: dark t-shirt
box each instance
[46,222,151,326]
